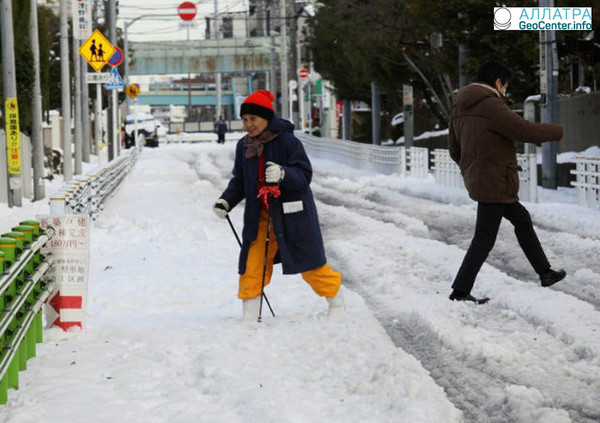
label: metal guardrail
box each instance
[571,157,600,209]
[432,149,538,203]
[50,149,138,219]
[431,149,464,190]
[297,133,539,203]
[297,133,428,176]
[0,222,55,404]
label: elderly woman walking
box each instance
[213,90,344,320]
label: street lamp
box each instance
[123,15,151,113]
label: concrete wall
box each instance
[558,91,600,153]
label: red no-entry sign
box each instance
[298,69,308,79]
[178,2,197,21]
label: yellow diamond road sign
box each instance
[125,84,140,99]
[79,29,115,72]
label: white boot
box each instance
[327,289,345,315]
[242,297,261,321]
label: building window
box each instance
[222,17,233,38]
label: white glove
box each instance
[213,199,230,219]
[265,161,285,184]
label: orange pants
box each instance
[238,209,342,300]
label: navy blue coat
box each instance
[220,117,327,275]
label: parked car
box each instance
[124,113,159,148]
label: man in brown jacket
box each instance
[448,60,566,304]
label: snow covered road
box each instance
[186,143,600,422]
[1,142,598,423]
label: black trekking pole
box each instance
[225,214,275,318]
[257,194,274,323]
[225,214,242,247]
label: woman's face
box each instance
[242,114,269,137]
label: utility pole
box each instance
[458,13,469,88]
[540,0,559,189]
[72,22,83,175]
[279,0,289,119]
[123,14,153,114]
[1,0,22,206]
[107,0,117,161]
[342,100,351,140]
[124,20,132,114]
[290,5,300,125]
[95,83,102,158]
[214,0,222,119]
[403,84,414,148]
[371,82,380,145]
[81,59,91,162]
[267,6,277,111]
[60,0,73,181]
[187,30,192,121]
[29,0,45,200]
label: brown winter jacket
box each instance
[448,83,563,203]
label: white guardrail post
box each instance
[571,157,600,209]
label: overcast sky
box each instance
[117,0,248,42]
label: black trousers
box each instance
[452,201,551,294]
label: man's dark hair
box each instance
[476,60,512,87]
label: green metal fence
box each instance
[0,221,54,404]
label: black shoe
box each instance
[540,268,566,287]
[449,291,490,304]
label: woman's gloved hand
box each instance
[213,199,230,218]
[265,161,285,184]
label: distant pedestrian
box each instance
[212,90,344,319]
[447,60,566,304]
[214,116,227,144]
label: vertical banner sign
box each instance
[539,30,548,104]
[4,98,21,175]
[38,215,91,331]
[322,83,330,110]
[72,0,92,40]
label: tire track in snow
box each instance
[186,147,236,191]
[316,203,600,423]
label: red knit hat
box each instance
[240,90,275,121]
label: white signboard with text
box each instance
[38,214,90,330]
[72,0,92,40]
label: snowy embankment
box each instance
[0,144,461,423]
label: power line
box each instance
[128,28,189,35]
[119,0,242,12]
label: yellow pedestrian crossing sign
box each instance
[125,83,141,99]
[79,29,115,72]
